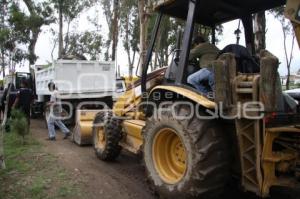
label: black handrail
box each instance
[141,12,163,95]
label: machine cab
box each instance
[141,0,287,102]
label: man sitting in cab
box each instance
[187,35,219,96]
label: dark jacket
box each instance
[218,44,260,73]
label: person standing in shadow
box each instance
[13,79,33,127]
[1,83,17,131]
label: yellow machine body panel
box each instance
[120,120,145,154]
[123,120,145,139]
[151,85,216,109]
[123,76,139,88]
[73,110,102,145]
[113,89,140,117]
[113,88,142,117]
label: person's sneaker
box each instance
[46,137,56,141]
[63,132,71,140]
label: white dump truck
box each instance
[32,59,116,125]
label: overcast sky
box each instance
[26,7,300,77]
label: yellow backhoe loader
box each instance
[90,0,300,198]
[72,76,139,145]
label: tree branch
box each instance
[22,0,36,15]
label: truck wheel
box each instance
[143,105,231,199]
[92,112,122,161]
[30,107,38,119]
[61,106,74,127]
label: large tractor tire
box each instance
[143,105,231,199]
[92,111,122,161]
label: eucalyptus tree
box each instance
[271,7,296,90]
[51,0,96,58]
[120,0,139,76]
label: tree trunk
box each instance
[154,52,158,70]
[124,13,133,76]
[64,19,72,53]
[101,0,113,61]
[58,1,64,58]
[253,11,266,54]
[23,0,45,66]
[130,51,136,77]
[0,83,13,169]
[0,67,4,168]
[138,0,147,76]
[1,51,5,79]
[28,30,40,65]
[111,0,119,61]
[154,30,161,70]
[286,69,290,90]
[164,48,169,66]
[282,23,295,90]
[1,0,7,79]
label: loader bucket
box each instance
[72,110,101,146]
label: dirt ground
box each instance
[30,119,155,199]
[30,119,297,199]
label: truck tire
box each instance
[92,111,122,161]
[143,105,231,199]
[61,104,74,127]
[30,107,38,119]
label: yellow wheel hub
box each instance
[95,127,106,149]
[152,128,187,184]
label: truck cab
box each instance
[4,72,33,90]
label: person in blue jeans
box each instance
[46,82,71,141]
[187,36,219,96]
[187,68,215,95]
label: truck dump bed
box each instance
[35,60,115,99]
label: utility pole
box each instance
[234,20,242,45]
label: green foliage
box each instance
[9,109,29,144]
[270,6,293,34]
[51,0,96,57]
[270,6,295,90]
[0,133,82,199]
[0,28,17,62]
[119,0,139,69]
[99,0,119,61]
[52,0,95,22]
[66,31,103,60]
[1,0,55,67]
